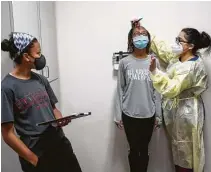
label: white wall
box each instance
[12,1,41,42]
[1,1,13,80]
[55,1,211,172]
[39,1,60,108]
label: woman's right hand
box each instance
[115,121,124,130]
[1,123,39,168]
[29,154,39,167]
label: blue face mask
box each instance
[133,35,149,49]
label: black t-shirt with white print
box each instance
[1,72,58,148]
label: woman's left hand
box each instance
[149,56,156,72]
[57,118,71,127]
[52,117,71,127]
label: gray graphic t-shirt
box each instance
[1,72,58,147]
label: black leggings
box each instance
[19,126,82,172]
[122,112,155,172]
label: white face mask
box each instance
[171,43,183,55]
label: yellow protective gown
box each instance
[150,39,208,172]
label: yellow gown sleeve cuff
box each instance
[150,68,163,75]
[150,68,166,81]
[151,68,158,75]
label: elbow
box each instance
[2,131,16,147]
[1,123,15,144]
[2,131,11,144]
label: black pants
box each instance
[122,112,155,172]
[19,126,82,172]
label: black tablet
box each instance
[36,112,91,126]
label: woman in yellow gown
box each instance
[150,28,211,172]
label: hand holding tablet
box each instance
[37,112,91,127]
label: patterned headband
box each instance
[12,32,35,54]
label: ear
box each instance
[22,53,30,62]
[189,44,194,50]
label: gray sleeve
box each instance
[45,80,58,106]
[40,75,58,106]
[1,88,14,124]
[153,58,162,119]
[114,60,125,122]
[153,89,162,118]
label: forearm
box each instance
[53,107,63,119]
[153,90,162,117]
[2,129,37,164]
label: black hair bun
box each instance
[1,39,10,52]
[200,31,211,49]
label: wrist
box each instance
[155,116,162,125]
[53,108,63,119]
[55,115,63,119]
[28,153,38,166]
[151,68,158,75]
[54,112,63,119]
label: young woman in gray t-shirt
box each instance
[1,32,82,172]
